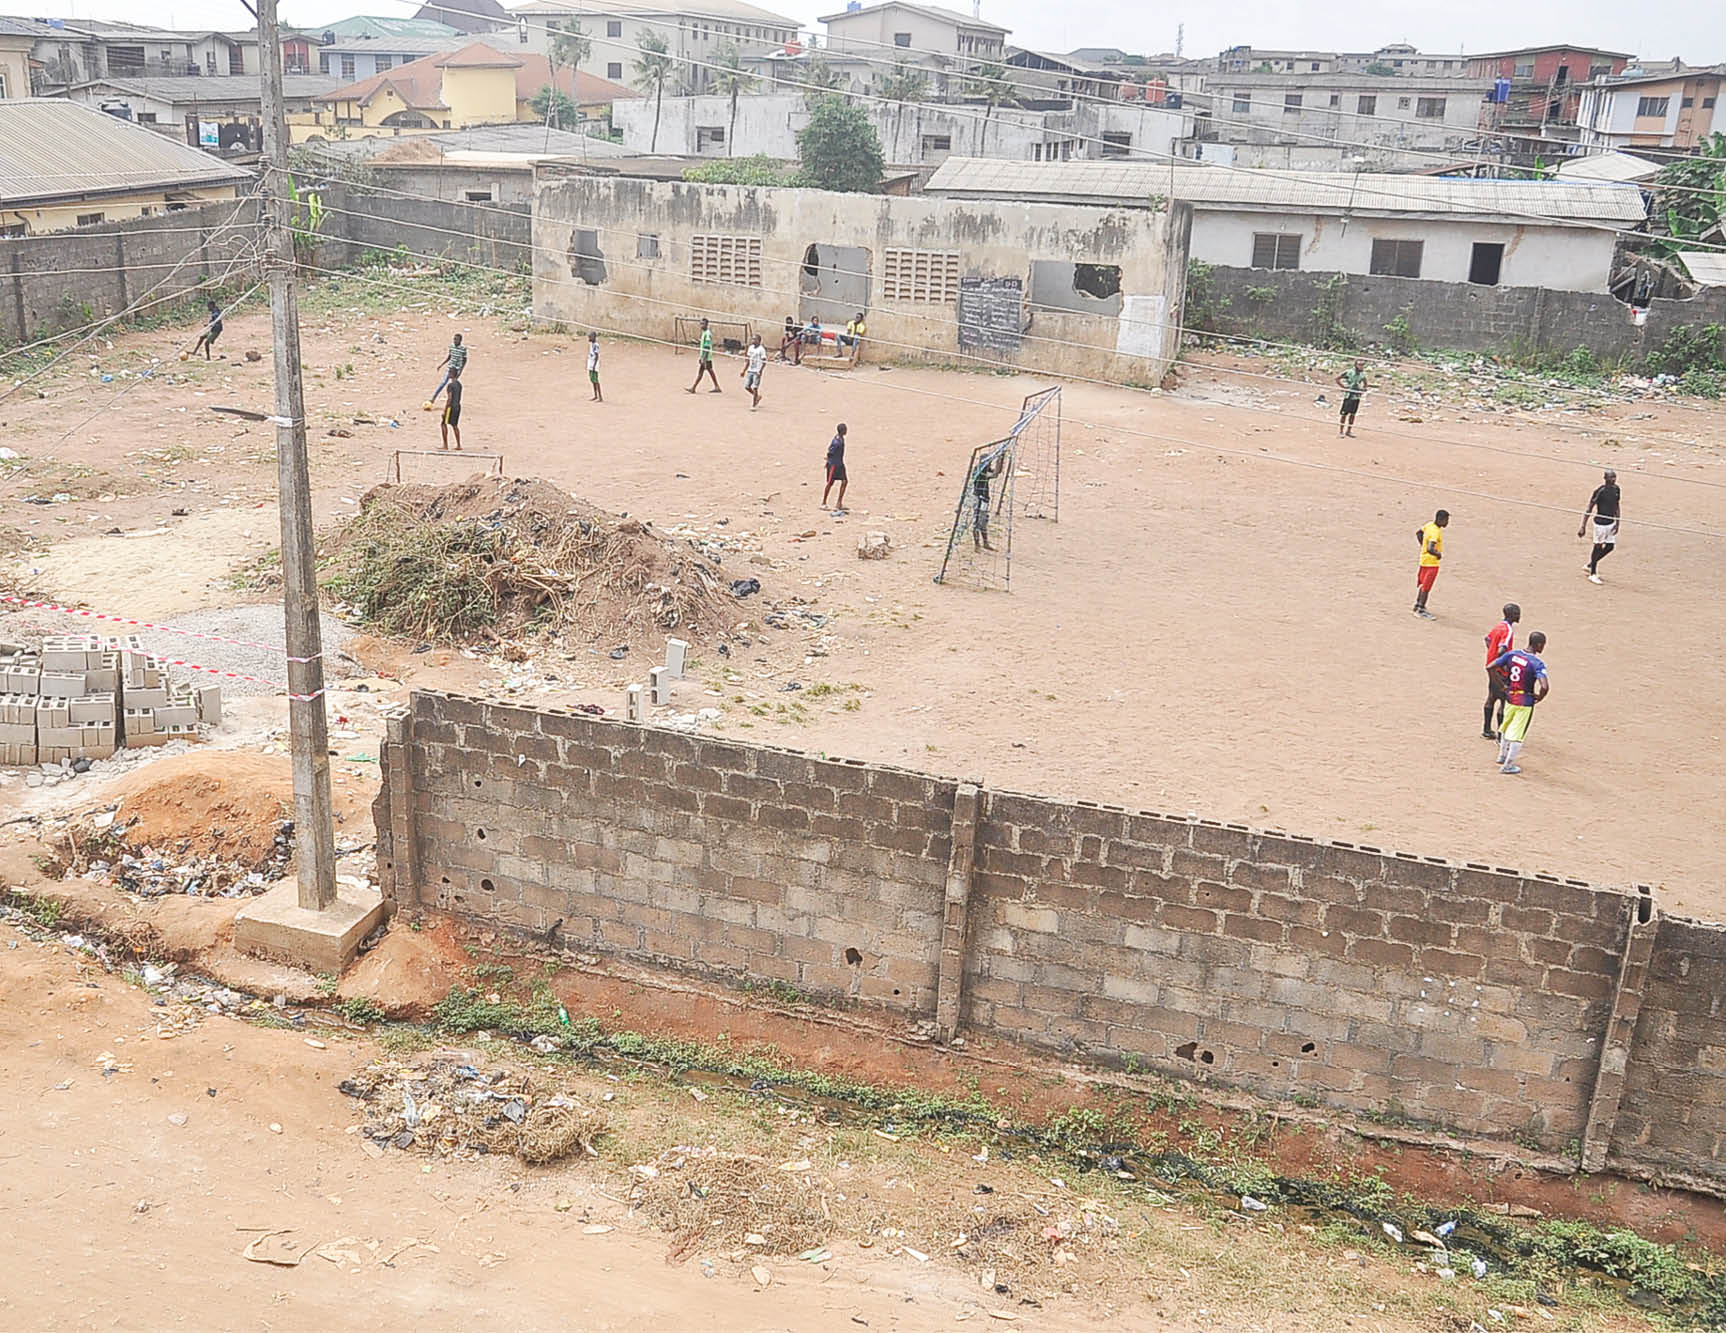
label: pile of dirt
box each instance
[320,476,751,645]
[106,753,293,866]
[339,1051,607,1165]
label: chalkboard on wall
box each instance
[956,275,1023,356]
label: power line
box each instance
[285,172,1726,482]
[287,252,1726,543]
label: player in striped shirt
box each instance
[1487,632,1549,776]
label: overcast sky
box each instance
[4,0,1718,65]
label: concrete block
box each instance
[0,722,33,744]
[38,672,87,698]
[124,707,155,736]
[41,636,98,672]
[194,684,222,725]
[665,638,689,679]
[650,666,670,706]
[34,697,70,727]
[125,686,169,710]
[0,742,38,765]
[70,693,116,724]
[234,880,388,974]
[155,703,198,728]
[626,684,644,722]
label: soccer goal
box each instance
[673,315,753,356]
[934,386,1061,590]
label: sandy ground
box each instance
[7,916,1570,1333]
[3,292,1725,923]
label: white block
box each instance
[665,638,689,679]
[649,666,670,706]
[626,684,644,722]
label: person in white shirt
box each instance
[741,334,768,409]
[586,331,602,403]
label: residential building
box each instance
[314,17,460,42]
[0,98,249,235]
[305,123,640,203]
[1556,149,1664,183]
[817,1,1009,100]
[1186,73,1491,171]
[533,175,1191,380]
[414,0,513,34]
[24,21,264,84]
[0,18,43,99]
[1005,50,1131,102]
[1576,66,1724,150]
[925,156,1645,294]
[65,74,344,150]
[1219,43,1471,78]
[282,30,325,75]
[612,90,1184,164]
[319,37,466,80]
[1465,44,1631,151]
[296,41,637,141]
[1217,46,1338,75]
[510,0,799,96]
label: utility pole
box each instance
[257,0,337,912]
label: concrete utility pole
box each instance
[257,0,336,912]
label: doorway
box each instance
[1469,242,1504,286]
[798,243,870,327]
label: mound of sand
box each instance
[107,752,294,867]
[321,476,749,645]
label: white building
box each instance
[509,0,799,95]
[317,36,463,81]
[925,156,1645,293]
[1575,66,1725,151]
[613,90,1185,165]
[815,1,1008,99]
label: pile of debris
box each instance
[628,1145,835,1258]
[321,477,751,646]
[48,808,294,899]
[338,1052,607,1165]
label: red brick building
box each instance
[1465,44,1632,132]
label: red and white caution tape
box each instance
[149,654,324,701]
[0,592,322,662]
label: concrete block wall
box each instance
[376,690,1725,1181]
[1,198,261,346]
[963,791,1632,1144]
[316,184,532,273]
[1197,265,1726,366]
[382,691,951,1012]
[1612,916,1726,1178]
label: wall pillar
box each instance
[372,710,419,911]
[8,251,24,346]
[1580,886,1658,1171]
[114,231,128,310]
[934,781,982,1043]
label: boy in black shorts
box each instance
[822,423,847,513]
[440,367,463,451]
[186,300,223,360]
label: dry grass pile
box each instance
[320,476,747,645]
[629,1147,835,1257]
[339,1051,607,1164]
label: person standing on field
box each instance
[1482,602,1520,739]
[424,332,467,410]
[1578,468,1621,584]
[439,367,463,451]
[1488,631,1550,776]
[686,317,722,393]
[587,331,602,402]
[1412,509,1448,619]
[822,423,848,514]
[1337,359,1367,436]
[741,334,766,409]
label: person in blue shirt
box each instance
[822,422,848,514]
[1487,631,1549,775]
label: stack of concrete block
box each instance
[0,633,222,768]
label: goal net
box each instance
[935,386,1061,590]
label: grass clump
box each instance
[323,511,513,640]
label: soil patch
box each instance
[320,476,752,646]
[105,751,294,867]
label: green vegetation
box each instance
[336,996,386,1025]
[529,85,581,128]
[682,154,802,187]
[1650,132,1726,259]
[1381,308,1416,355]
[1645,322,1726,397]
[796,96,886,193]
[323,513,515,641]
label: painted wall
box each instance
[441,64,519,125]
[514,3,797,95]
[3,185,239,237]
[532,175,1186,380]
[0,38,31,99]
[614,92,1185,164]
[1187,207,1618,293]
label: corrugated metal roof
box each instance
[0,99,251,208]
[923,157,1648,224]
[1558,151,1664,183]
[1677,251,1726,288]
[71,74,345,103]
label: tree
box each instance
[632,31,675,153]
[1652,132,1726,258]
[530,85,580,128]
[796,95,884,192]
[800,54,841,105]
[710,43,756,157]
[875,62,928,160]
[682,154,800,185]
[543,20,592,129]
[963,59,1011,155]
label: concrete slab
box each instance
[234,881,387,975]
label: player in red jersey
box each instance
[1482,602,1520,740]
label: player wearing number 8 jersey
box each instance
[1487,631,1549,775]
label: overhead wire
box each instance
[286,249,1726,542]
[280,169,1726,486]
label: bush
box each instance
[796,96,885,193]
[682,154,801,186]
[1647,322,1726,377]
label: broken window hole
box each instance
[1300,1042,1317,1055]
[1072,263,1122,300]
[480,878,496,893]
[476,828,486,840]
[844,947,863,965]
[1174,1041,1213,1064]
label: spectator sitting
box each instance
[778,314,799,363]
[840,312,868,363]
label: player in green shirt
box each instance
[685,317,722,393]
[1336,360,1367,437]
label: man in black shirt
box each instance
[440,368,463,452]
[1578,469,1619,584]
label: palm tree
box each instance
[632,32,675,153]
[800,54,841,105]
[710,44,756,158]
[876,63,928,162]
[963,59,1010,155]
[544,20,592,129]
